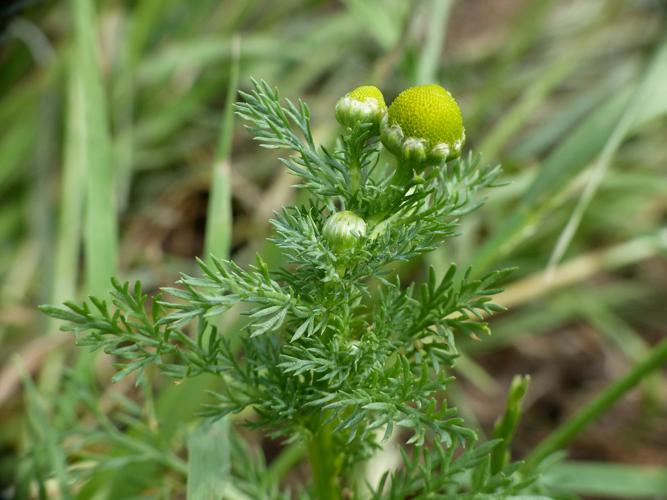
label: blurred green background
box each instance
[1,0,667,498]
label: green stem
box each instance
[350,161,361,195]
[368,165,414,230]
[346,126,364,198]
[526,336,667,467]
[307,425,341,500]
[265,442,306,489]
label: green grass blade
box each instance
[547,39,667,271]
[51,66,86,309]
[265,442,306,489]
[471,74,665,275]
[512,69,624,160]
[0,110,35,195]
[341,0,403,50]
[576,299,663,406]
[543,461,667,498]
[479,47,581,160]
[455,353,500,395]
[204,37,240,262]
[467,0,554,128]
[187,418,231,500]
[71,0,118,294]
[416,0,453,85]
[526,334,667,467]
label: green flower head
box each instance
[335,85,387,129]
[322,210,367,253]
[381,84,465,165]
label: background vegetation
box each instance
[1,0,666,498]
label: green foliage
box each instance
[42,79,535,497]
[491,375,531,475]
[370,440,541,499]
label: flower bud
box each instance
[335,85,387,129]
[380,84,465,166]
[402,138,427,164]
[322,211,367,252]
[379,114,404,155]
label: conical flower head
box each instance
[382,84,465,164]
[335,85,387,129]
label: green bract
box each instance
[335,85,386,129]
[381,84,465,165]
[322,210,367,252]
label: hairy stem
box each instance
[526,336,667,467]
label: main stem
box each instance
[525,336,667,467]
[307,424,341,500]
[368,165,414,232]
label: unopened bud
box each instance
[322,211,367,253]
[402,138,427,164]
[335,85,386,129]
[379,114,404,155]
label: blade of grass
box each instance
[478,45,582,161]
[0,109,35,196]
[455,353,500,395]
[464,282,653,357]
[204,36,240,262]
[71,0,118,294]
[415,0,453,85]
[51,66,86,310]
[113,0,164,210]
[196,42,242,498]
[7,21,57,310]
[113,21,136,212]
[341,0,403,50]
[467,0,554,128]
[471,79,667,275]
[543,461,667,498]
[497,227,667,310]
[478,0,629,159]
[264,442,306,489]
[525,333,667,467]
[187,418,231,500]
[576,298,663,406]
[546,39,667,273]
[512,64,629,160]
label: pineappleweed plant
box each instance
[42,80,540,498]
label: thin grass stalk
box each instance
[416,0,452,85]
[51,66,85,312]
[526,335,667,467]
[204,37,240,262]
[71,0,118,294]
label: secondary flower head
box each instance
[335,85,387,129]
[381,84,465,165]
[322,210,367,252]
